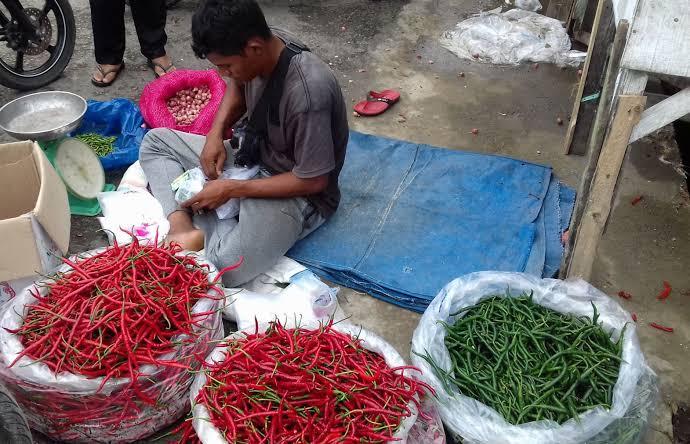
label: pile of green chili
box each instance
[75,133,117,157]
[418,293,625,425]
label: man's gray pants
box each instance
[139,128,324,287]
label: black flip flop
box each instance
[91,63,125,87]
[147,59,176,78]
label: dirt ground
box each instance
[1,0,688,442]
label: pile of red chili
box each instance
[10,238,219,383]
[3,236,231,441]
[178,321,433,443]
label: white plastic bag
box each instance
[190,322,419,444]
[240,256,308,294]
[0,276,34,306]
[117,160,148,191]
[411,272,655,444]
[0,249,224,443]
[223,270,340,330]
[440,8,586,66]
[97,188,170,245]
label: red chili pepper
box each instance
[631,313,638,322]
[650,322,673,332]
[657,281,672,300]
[6,231,235,437]
[631,195,643,205]
[617,291,632,300]
[190,320,432,443]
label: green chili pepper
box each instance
[75,133,117,157]
[427,292,624,426]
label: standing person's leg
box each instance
[89,0,126,85]
[205,197,325,287]
[140,128,213,250]
[129,0,175,77]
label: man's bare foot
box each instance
[166,210,204,251]
[166,229,205,251]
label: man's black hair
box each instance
[192,0,272,59]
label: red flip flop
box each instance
[353,89,401,116]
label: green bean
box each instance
[75,133,117,157]
[426,291,624,426]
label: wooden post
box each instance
[560,20,629,277]
[563,0,610,154]
[566,95,646,280]
[565,0,615,155]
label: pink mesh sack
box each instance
[140,69,227,136]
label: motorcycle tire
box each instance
[0,0,76,91]
[0,386,32,444]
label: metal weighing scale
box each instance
[0,91,115,216]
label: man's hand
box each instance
[182,172,328,213]
[199,134,226,180]
[182,180,241,212]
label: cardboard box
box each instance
[0,141,70,281]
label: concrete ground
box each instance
[1,0,688,442]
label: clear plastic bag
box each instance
[190,322,419,443]
[0,249,224,443]
[407,396,447,444]
[410,272,656,444]
[515,0,542,12]
[440,8,586,66]
[173,167,206,205]
[172,166,260,220]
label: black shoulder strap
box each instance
[248,41,309,133]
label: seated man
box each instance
[140,0,348,286]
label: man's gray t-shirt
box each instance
[243,28,349,218]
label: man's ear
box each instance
[245,37,265,57]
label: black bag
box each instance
[234,42,309,168]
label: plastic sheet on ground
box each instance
[440,8,586,66]
[288,131,575,313]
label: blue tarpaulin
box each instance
[288,131,575,312]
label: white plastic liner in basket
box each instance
[190,321,419,444]
[411,272,655,444]
[0,248,224,443]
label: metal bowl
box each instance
[0,91,87,141]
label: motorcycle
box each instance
[0,0,75,91]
